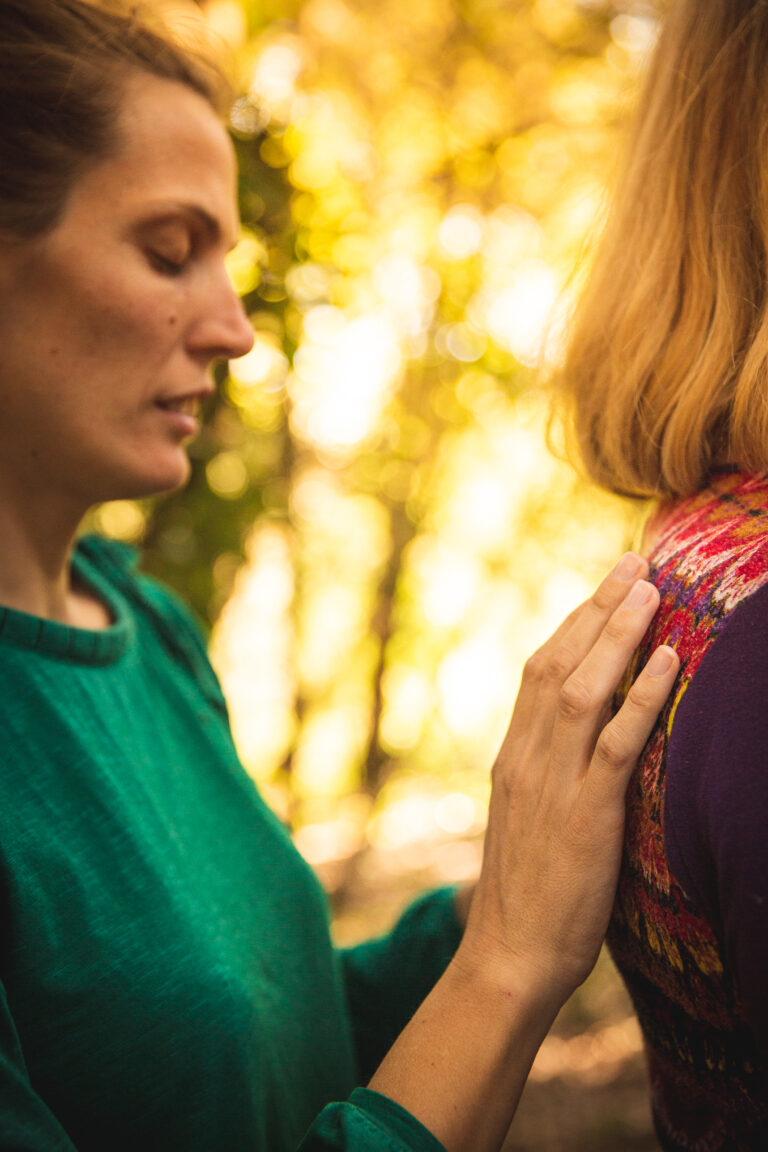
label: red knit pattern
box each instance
[607,471,768,1152]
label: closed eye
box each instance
[148,250,189,277]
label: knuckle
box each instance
[601,615,628,647]
[490,754,506,785]
[490,753,514,793]
[558,676,593,720]
[624,679,655,713]
[590,581,617,614]
[543,646,577,685]
[490,758,524,806]
[522,648,546,684]
[594,722,630,768]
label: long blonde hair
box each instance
[555,0,768,498]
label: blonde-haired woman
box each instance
[557,1,768,1148]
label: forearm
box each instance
[368,955,558,1152]
[341,888,465,1084]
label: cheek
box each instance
[75,285,183,372]
[52,239,187,357]
[6,248,186,402]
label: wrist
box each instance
[450,935,570,1031]
[447,948,562,1039]
[369,944,562,1152]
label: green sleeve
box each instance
[0,981,77,1150]
[298,1088,447,1152]
[338,887,463,1085]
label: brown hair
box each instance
[0,0,227,238]
[553,0,768,498]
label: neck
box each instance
[0,472,90,625]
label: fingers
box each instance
[551,578,660,749]
[555,552,650,664]
[512,552,651,738]
[588,644,679,791]
[520,553,649,694]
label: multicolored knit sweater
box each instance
[607,470,768,1151]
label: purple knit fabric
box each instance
[606,472,768,1151]
[666,579,768,1062]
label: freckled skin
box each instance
[0,74,253,511]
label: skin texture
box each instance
[0,72,253,626]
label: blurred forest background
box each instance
[95,0,664,1145]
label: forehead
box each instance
[73,73,240,246]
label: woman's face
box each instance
[0,72,254,507]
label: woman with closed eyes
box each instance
[0,2,677,1150]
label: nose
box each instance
[189,267,255,363]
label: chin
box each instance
[98,451,193,502]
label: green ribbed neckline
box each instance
[0,543,133,665]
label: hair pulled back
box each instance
[0,0,225,238]
[554,0,768,499]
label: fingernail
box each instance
[614,552,644,581]
[646,646,675,677]
[625,579,654,609]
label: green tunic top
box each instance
[0,535,460,1151]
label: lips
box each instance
[153,390,212,438]
[155,395,203,418]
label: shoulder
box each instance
[666,581,768,916]
[669,581,768,741]
[640,475,768,694]
[650,474,768,608]
[666,583,768,1040]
